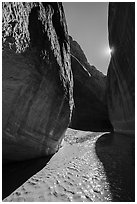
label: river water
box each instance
[3,128,134,202]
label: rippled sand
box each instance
[3,129,134,202]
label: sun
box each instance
[108,48,112,54]
[102,46,114,58]
[105,47,114,56]
[109,47,114,55]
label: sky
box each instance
[63,2,111,75]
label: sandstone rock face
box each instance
[70,36,106,86]
[107,3,135,134]
[69,37,113,131]
[2,2,73,162]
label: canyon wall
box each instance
[70,37,113,131]
[3,2,134,162]
[2,2,73,162]
[107,3,135,134]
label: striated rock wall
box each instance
[69,37,113,131]
[2,2,73,162]
[70,36,106,85]
[107,3,135,134]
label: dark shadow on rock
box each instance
[2,155,53,199]
[69,50,113,133]
[95,132,135,201]
[69,118,113,132]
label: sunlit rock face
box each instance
[69,36,113,131]
[2,2,73,162]
[107,3,135,134]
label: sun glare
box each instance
[105,46,114,56]
[108,48,112,54]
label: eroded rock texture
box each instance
[107,3,135,134]
[69,36,113,131]
[2,2,73,162]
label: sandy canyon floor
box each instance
[3,128,134,202]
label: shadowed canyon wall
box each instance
[69,36,113,131]
[2,2,73,162]
[3,2,134,163]
[107,3,135,134]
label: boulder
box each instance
[69,37,113,131]
[107,3,135,134]
[2,2,73,162]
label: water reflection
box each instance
[3,130,135,202]
[95,132,135,201]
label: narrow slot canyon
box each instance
[2,2,135,202]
